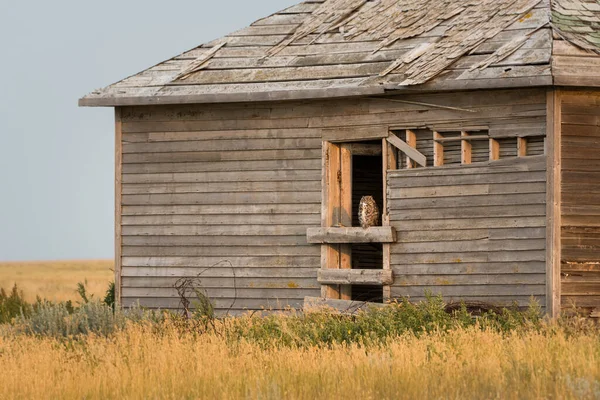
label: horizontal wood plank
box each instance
[306,227,397,244]
[317,269,394,285]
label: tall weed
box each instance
[0,284,32,323]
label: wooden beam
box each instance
[434,135,489,143]
[433,131,444,166]
[489,138,500,161]
[386,133,427,167]
[340,144,352,227]
[307,227,397,244]
[406,129,417,169]
[518,137,528,157]
[322,142,341,299]
[546,89,562,318]
[329,143,342,228]
[115,108,123,306]
[318,269,394,286]
[350,143,382,156]
[304,296,387,314]
[382,140,389,223]
[323,125,389,143]
[339,144,353,301]
[461,131,472,165]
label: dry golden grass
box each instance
[1,323,599,400]
[1,261,598,399]
[0,260,113,302]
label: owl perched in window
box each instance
[358,196,379,229]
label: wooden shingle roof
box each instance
[552,0,600,54]
[80,0,600,107]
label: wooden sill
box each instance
[317,269,394,286]
[306,226,396,244]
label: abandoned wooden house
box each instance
[80,0,600,317]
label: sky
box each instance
[0,0,298,261]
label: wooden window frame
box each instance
[317,138,397,301]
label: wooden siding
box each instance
[560,91,600,314]
[388,156,547,307]
[553,39,600,88]
[119,105,323,312]
[118,88,548,312]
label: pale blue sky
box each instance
[0,0,297,261]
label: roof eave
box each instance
[80,70,600,108]
[78,86,387,107]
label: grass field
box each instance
[0,260,113,302]
[1,261,599,399]
[1,323,599,399]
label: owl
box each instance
[358,196,379,229]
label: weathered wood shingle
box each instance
[552,0,600,54]
[80,0,600,107]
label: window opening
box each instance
[351,143,384,302]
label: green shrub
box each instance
[16,299,167,338]
[18,300,126,337]
[0,282,550,344]
[0,284,32,324]
[222,295,545,349]
[103,281,115,311]
[191,288,215,320]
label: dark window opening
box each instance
[351,142,384,302]
[352,149,383,228]
[352,285,385,303]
